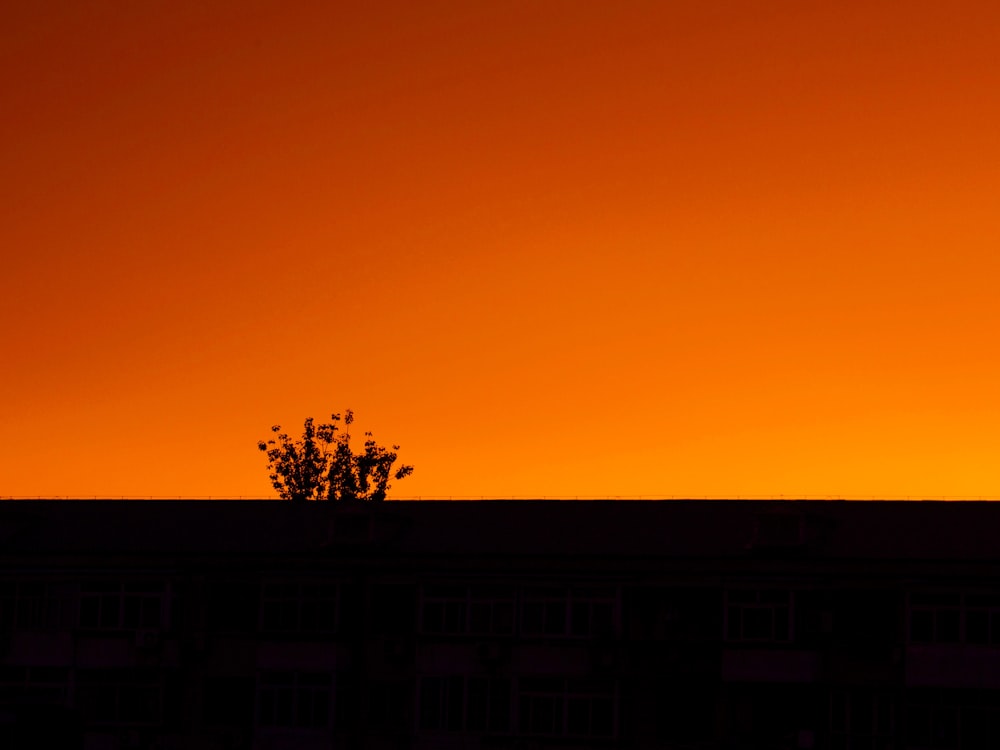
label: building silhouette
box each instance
[1,499,999,749]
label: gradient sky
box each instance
[3,1,1000,499]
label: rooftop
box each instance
[0,499,994,561]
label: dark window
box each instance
[257,671,331,730]
[0,666,70,705]
[471,587,515,635]
[420,586,467,635]
[967,610,989,644]
[0,581,15,631]
[517,678,615,738]
[469,677,511,733]
[79,582,165,632]
[830,689,894,749]
[15,582,73,631]
[418,676,510,733]
[743,607,774,640]
[420,585,515,636]
[544,601,566,635]
[909,593,962,644]
[962,697,1000,750]
[911,610,935,642]
[906,699,958,749]
[937,609,961,642]
[965,595,1000,646]
[368,681,410,732]
[520,684,561,735]
[76,669,161,726]
[726,589,793,643]
[521,587,617,639]
[418,675,464,732]
[259,581,337,635]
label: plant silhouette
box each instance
[258,410,413,502]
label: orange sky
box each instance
[3,0,1000,499]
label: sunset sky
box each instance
[3,1,1000,499]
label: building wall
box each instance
[1,500,999,749]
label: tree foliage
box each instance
[258,410,413,502]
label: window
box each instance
[420,587,466,635]
[470,589,515,635]
[368,680,411,732]
[468,676,512,733]
[419,676,464,732]
[907,593,1000,645]
[78,582,166,631]
[909,594,961,644]
[965,595,1000,646]
[829,689,894,750]
[959,690,1000,750]
[420,585,514,636]
[76,669,162,726]
[0,581,13,631]
[521,587,617,638]
[645,587,720,641]
[517,678,616,739]
[0,665,70,705]
[418,676,511,734]
[905,689,1000,750]
[0,580,74,632]
[260,581,337,635]
[726,589,792,643]
[257,671,332,730]
[905,690,960,750]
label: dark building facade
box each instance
[2,499,1000,749]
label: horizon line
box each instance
[4,495,1000,502]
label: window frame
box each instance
[75,668,163,726]
[516,677,617,739]
[829,688,895,750]
[419,585,516,637]
[259,580,339,636]
[0,665,70,705]
[77,581,168,632]
[256,670,334,731]
[724,588,794,644]
[907,592,1000,646]
[417,674,512,735]
[519,586,618,640]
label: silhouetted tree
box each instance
[258,410,413,502]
